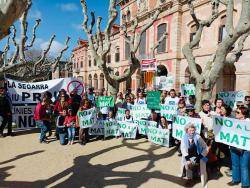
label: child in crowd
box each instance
[56,109,68,145]
[64,107,76,145]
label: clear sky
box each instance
[0,0,115,59]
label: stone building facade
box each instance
[72,0,250,95]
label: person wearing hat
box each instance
[180,123,209,187]
[186,105,199,118]
[64,106,76,145]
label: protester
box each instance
[177,99,186,116]
[159,116,170,129]
[125,88,135,100]
[99,90,110,120]
[53,93,70,116]
[56,109,67,145]
[76,100,91,145]
[148,110,159,122]
[244,96,250,116]
[115,92,124,110]
[87,88,95,104]
[180,123,208,188]
[186,105,199,118]
[0,87,13,137]
[160,90,168,104]
[135,92,146,105]
[214,98,224,115]
[164,89,179,106]
[228,107,250,187]
[34,94,52,144]
[122,96,133,110]
[64,107,77,145]
[68,89,82,115]
[124,109,134,123]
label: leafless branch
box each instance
[150,31,168,58]
[26,19,41,48]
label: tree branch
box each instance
[26,18,41,48]
[225,0,234,37]
[150,31,168,58]
[52,36,70,72]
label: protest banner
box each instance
[96,96,114,107]
[117,121,137,139]
[180,84,195,96]
[115,108,126,121]
[218,91,245,108]
[78,108,97,128]
[131,104,151,120]
[160,104,178,121]
[146,91,161,110]
[88,120,105,135]
[147,126,171,147]
[141,59,157,71]
[212,116,250,151]
[104,120,120,138]
[172,115,202,140]
[154,76,174,91]
[6,77,84,129]
[134,120,157,135]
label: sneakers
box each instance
[39,140,49,144]
[7,132,15,137]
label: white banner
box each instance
[147,126,171,147]
[6,77,84,129]
[218,91,246,108]
[141,59,157,71]
[180,84,195,96]
[104,120,120,138]
[212,116,250,151]
[154,76,174,91]
[160,104,178,121]
[172,115,202,140]
[131,104,151,120]
[88,120,105,135]
[78,108,97,128]
[134,119,157,135]
[117,121,137,139]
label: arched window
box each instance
[88,56,91,67]
[157,23,167,53]
[100,73,104,90]
[127,10,131,22]
[115,47,120,62]
[94,59,97,66]
[139,31,146,56]
[218,16,227,43]
[88,74,92,87]
[125,36,131,60]
[94,74,98,90]
[106,54,111,64]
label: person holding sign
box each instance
[124,110,134,123]
[180,123,208,188]
[76,100,91,145]
[135,92,146,105]
[228,107,250,187]
[164,89,179,106]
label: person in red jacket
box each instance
[64,107,76,145]
[34,94,51,143]
[53,93,69,116]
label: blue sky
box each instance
[0,0,116,59]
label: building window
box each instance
[122,14,126,23]
[139,31,146,56]
[157,23,167,53]
[94,60,97,66]
[94,74,98,90]
[218,16,227,43]
[127,10,131,22]
[88,74,92,87]
[125,36,131,60]
[106,54,111,64]
[80,61,83,68]
[115,47,120,62]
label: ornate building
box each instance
[72,0,250,96]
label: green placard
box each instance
[146,91,161,110]
[97,96,114,107]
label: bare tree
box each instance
[80,0,166,97]
[0,0,70,81]
[182,0,250,110]
[0,0,30,40]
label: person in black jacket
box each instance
[0,87,13,137]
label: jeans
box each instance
[0,115,12,134]
[57,127,67,145]
[36,120,49,142]
[230,148,250,187]
[68,127,75,142]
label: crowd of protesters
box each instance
[0,84,250,187]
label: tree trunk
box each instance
[195,82,203,112]
[108,81,119,101]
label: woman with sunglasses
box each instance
[228,107,250,187]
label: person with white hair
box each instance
[180,123,209,188]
